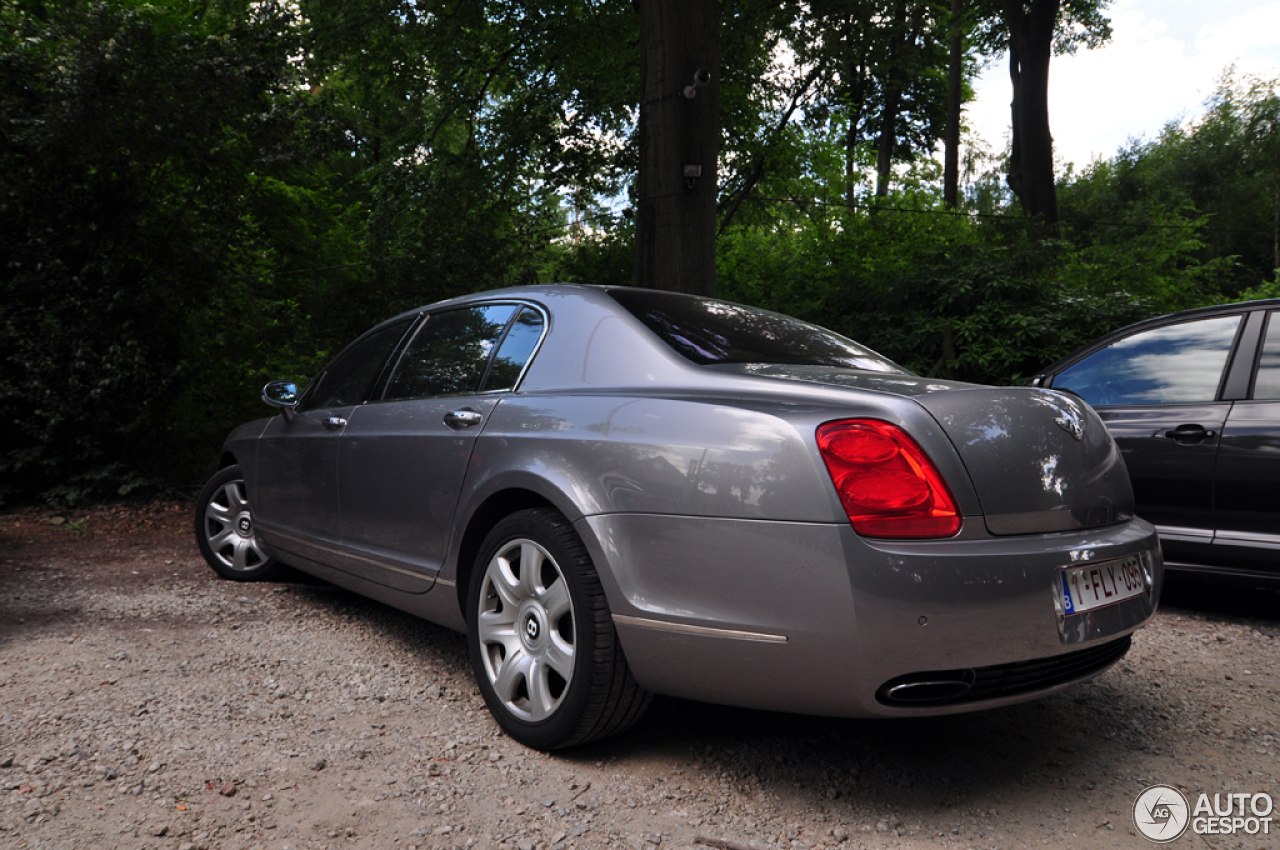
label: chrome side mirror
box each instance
[262,380,300,420]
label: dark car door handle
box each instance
[323,416,347,431]
[444,409,484,430]
[1162,424,1216,442]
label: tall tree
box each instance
[944,0,964,207]
[1002,0,1059,223]
[976,0,1111,225]
[635,0,720,295]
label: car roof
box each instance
[382,283,615,323]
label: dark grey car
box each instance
[196,285,1162,749]
[1030,298,1280,586]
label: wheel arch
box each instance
[453,488,558,622]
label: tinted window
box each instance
[383,305,516,400]
[1253,311,1280,399]
[482,307,545,391]
[302,318,414,410]
[609,289,906,372]
[1052,315,1241,406]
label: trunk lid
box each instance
[908,386,1134,534]
[718,365,1134,535]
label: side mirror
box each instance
[262,381,300,420]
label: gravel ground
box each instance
[1,501,1277,850]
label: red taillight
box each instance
[816,419,961,539]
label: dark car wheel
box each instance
[467,509,651,750]
[195,465,283,582]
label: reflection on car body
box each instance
[197,285,1162,749]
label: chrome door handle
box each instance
[444,409,484,430]
[1162,424,1215,443]
[323,416,347,431]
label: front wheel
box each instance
[194,465,283,582]
[467,509,650,749]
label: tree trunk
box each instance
[874,91,902,198]
[635,0,719,296]
[1004,0,1060,226]
[843,26,868,208]
[943,0,963,208]
[874,0,911,198]
[845,77,864,207]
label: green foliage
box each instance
[716,70,1278,389]
[1059,71,1280,293]
[4,0,1277,509]
[2,0,625,504]
[548,222,636,288]
[0,0,337,504]
[719,169,1230,385]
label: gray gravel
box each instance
[2,532,1278,850]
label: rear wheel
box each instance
[194,465,283,582]
[467,509,650,749]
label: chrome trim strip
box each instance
[435,578,456,589]
[612,614,788,644]
[1153,524,1214,543]
[263,528,439,582]
[1215,529,1280,549]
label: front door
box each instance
[1049,312,1243,565]
[254,317,415,566]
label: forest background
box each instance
[3,0,1280,505]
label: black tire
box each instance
[467,508,651,750]
[194,465,284,582]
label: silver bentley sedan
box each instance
[195,284,1162,749]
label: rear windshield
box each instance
[609,289,907,373]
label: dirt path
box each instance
[1,502,1277,850]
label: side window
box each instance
[1052,315,1242,406]
[383,305,516,400]
[482,307,546,392]
[301,318,414,410]
[1253,311,1280,399]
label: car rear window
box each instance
[609,289,907,372]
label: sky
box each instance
[967,0,1280,170]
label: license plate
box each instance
[1059,555,1146,615]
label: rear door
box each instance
[1048,312,1244,563]
[1213,309,1280,577]
[335,304,547,591]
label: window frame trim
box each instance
[373,299,549,404]
[1246,308,1280,401]
[297,315,419,412]
[1046,312,1249,407]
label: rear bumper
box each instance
[578,513,1161,717]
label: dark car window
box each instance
[1052,315,1241,406]
[383,305,517,400]
[482,307,546,392]
[301,318,414,410]
[1253,311,1280,399]
[609,289,907,372]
